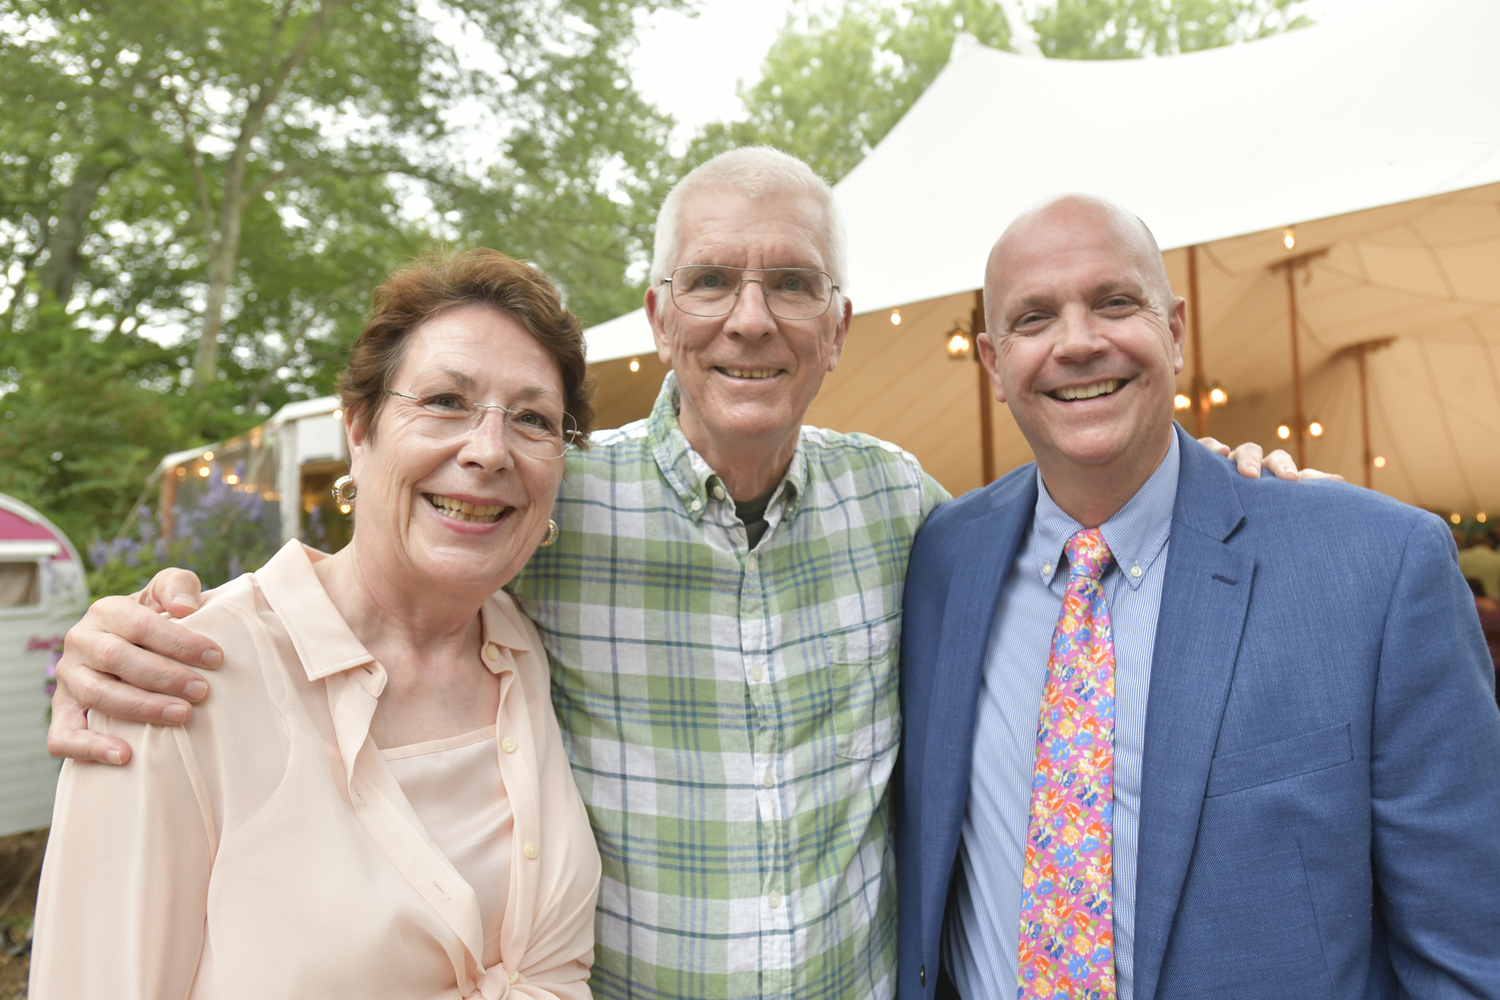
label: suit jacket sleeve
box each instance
[1371,514,1500,998]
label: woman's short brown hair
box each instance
[338,248,595,443]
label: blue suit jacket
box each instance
[896,424,1500,1000]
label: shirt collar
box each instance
[646,370,809,522]
[254,539,531,684]
[1031,430,1181,590]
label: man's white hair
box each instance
[649,146,849,292]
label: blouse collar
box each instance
[253,539,531,685]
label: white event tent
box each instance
[584,0,1500,514]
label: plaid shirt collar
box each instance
[646,370,809,522]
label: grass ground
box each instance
[0,828,46,1000]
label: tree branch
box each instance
[166,85,216,247]
[246,279,360,411]
[0,250,41,338]
[241,161,401,208]
[236,0,352,170]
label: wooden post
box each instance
[1285,263,1307,468]
[1269,247,1328,469]
[1357,345,1372,489]
[160,467,178,538]
[973,288,996,485]
[1187,245,1207,437]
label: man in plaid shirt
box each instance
[51,148,1298,1000]
[505,148,947,1000]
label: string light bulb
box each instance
[332,409,343,420]
[1479,512,1489,523]
[203,451,214,461]
[1283,227,1296,250]
[946,331,972,360]
[1174,393,1191,410]
[1373,455,1386,469]
[890,310,902,326]
[339,503,352,514]
[1450,512,1462,525]
[629,358,640,373]
[1277,425,1291,440]
[1308,421,1324,437]
[198,466,211,477]
[1209,385,1228,406]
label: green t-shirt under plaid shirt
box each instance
[510,372,949,1000]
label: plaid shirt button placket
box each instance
[510,373,949,1000]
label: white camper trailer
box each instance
[154,395,352,558]
[0,493,88,836]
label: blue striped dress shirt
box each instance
[943,432,1180,1000]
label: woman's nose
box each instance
[460,408,515,471]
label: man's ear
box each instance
[1169,296,1188,374]
[826,295,853,372]
[645,285,673,366]
[977,332,1007,404]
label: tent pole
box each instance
[1187,245,1207,437]
[973,288,996,485]
[1357,345,1372,489]
[1285,263,1307,468]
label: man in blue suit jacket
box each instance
[896,195,1500,1000]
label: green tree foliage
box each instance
[2,0,679,379]
[689,0,1013,184]
[0,0,679,553]
[1032,0,1311,59]
[701,0,1310,185]
[0,305,183,549]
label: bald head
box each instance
[972,192,1187,527]
[985,194,1174,330]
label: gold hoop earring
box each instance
[539,519,559,547]
[332,475,356,505]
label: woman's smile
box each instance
[423,491,514,525]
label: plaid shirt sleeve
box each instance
[511,373,950,1000]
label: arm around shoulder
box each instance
[1369,512,1500,997]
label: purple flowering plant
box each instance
[25,635,64,721]
[26,635,63,696]
[89,462,279,597]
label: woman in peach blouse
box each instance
[31,250,602,999]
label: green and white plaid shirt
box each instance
[510,373,948,1000]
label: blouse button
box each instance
[484,643,501,662]
[1131,564,1143,578]
[501,737,517,754]
[768,890,783,908]
[713,485,727,500]
[690,497,703,511]
[750,666,764,683]
[509,971,520,985]
[523,842,539,859]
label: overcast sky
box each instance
[629,0,1371,150]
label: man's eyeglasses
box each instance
[661,265,840,321]
[386,389,580,459]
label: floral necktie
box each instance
[1017,528,1116,1000]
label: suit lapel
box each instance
[920,471,1037,953]
[1132,427,1256,1000]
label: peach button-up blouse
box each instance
[31,541,602,1000]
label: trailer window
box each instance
[0,562,39,607]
